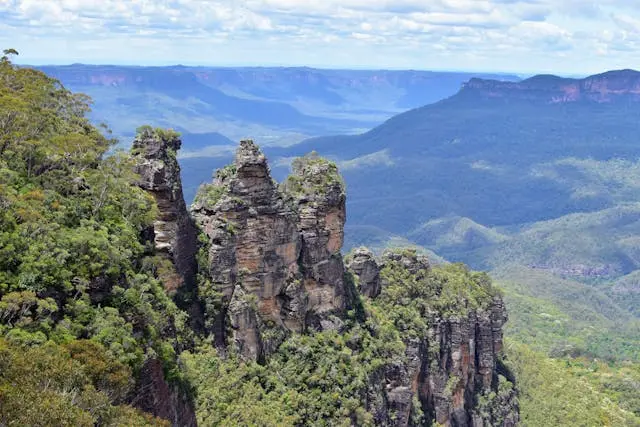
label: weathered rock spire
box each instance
[132,126,197,292]
[191,141,349,360]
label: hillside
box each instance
[267,70,640,234]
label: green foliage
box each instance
[135,125,180,143]
[282,151,345,199]
[194,230,223,333]
[193,182,225,207]
[565,358,640,418]
[506,340,640,426]
[182,346,299,426]
[0,53,191,423]
[192,163,238,208]
[265,326,394,426]
[495,266,640,362]
[216,163,237,181]
[2,48,18,59]
[0,338,167,426]
[377,251,499,339]
[184,321,398,426]
[185,250,505,426]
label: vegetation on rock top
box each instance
[281,151,345,200]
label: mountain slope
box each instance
[272,70,640,236]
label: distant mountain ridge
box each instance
[462,69,640,104]
[40,64,519,105]
[36,64,520,147]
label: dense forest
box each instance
[0,51,638,426]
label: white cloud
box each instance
[0,0,639,74]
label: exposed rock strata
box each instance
[132,128,197,292]
[191,142,347,360]
[184,140,517,425]
[130,129,200,426]
[346,247,382,298]
[349,250,519,426]
[464,69,640,104]
[282,152,348,330]
[131,358,197,427]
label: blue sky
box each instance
[1,0,639,74]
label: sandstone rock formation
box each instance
[349,250,519,427]
[131,358,197,427]
[464,69,640,104]
[282,152,347,330]
[131,128,200,425]
[191,142,347,360]
[132,127,197,293]
[139,138,519,426]
[346,247,382,298]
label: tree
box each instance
[1,48,18,63]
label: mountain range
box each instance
[274,69,640,252]
[39,65,520,147]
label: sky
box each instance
[1,0,640,74]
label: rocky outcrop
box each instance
[191,142,347,360]
[131,358,197,427]
[349,250,519,427]
[282,152,347,330]
[130,128,201,426]
[187,140,517,424]
[346,247,382,298]
[132,127,197,293]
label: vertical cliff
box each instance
[281,152,348,330]
[132,127,198,293]
[131,359,197,427]
[348,249,519,427]
[130,128,199,426]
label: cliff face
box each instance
[191,142,347,361]
[131,359,197,427]
[351,251,519,427]
[131,129,199,425]
[132,128,197,293]
[282,152,348,330]
[131,136,517,426]
[462,69,640,104]
[186,141,518,426]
